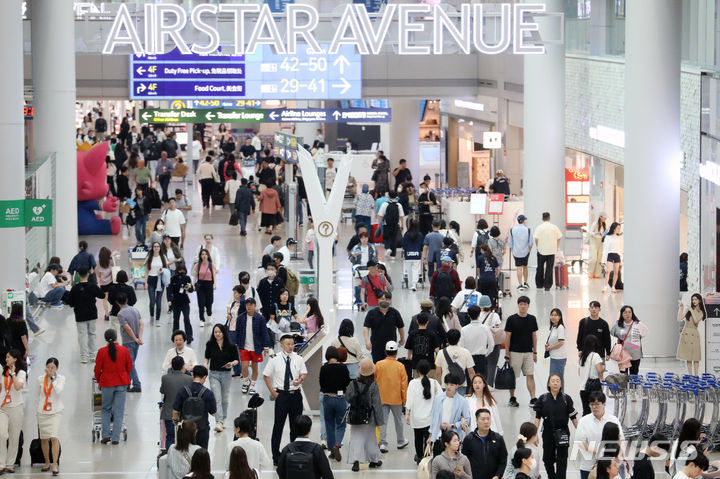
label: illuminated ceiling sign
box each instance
[103,3,551,56]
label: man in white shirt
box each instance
[574,391,624,479]
[459,305,495,383]
[533,211,562,291]
[251,131,262,151]
[263,334,308,464]
[263,235,283,257]
[277,239,296,268]
[162,198,186,247]
[324,158,337,197]
[226,413,272,472]
[191,135,203,173]
[674,454,709,479]
[377,191,405,258]
[38,264,68,307]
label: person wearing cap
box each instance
[504,296,539,408]
[533,212,562,291]
[345,359,385,471]
[353,184,375,234]
[429,255,462,305]
[508,214,533,291]
[363,291,405,363]
[277,238,296,268]
[408,299,446,345]
[360,260,389,310]
[263,333,308,464]
[490,170,510,196]
[374,341,409,452]
[587,212,608,279]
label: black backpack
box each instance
[443,348,465,382]
[180,386,207,426]
[347,380,372,425]
[435,269,454,299]
[475,230,490,249]
[384,202,399,227]
[285,442,317,477]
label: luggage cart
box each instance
[129,245,148,290]
[352,265,369,311]
[92,379,127,442]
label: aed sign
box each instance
[103,3,552,57]
[0,200,53,228]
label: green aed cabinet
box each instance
[0,199,53,228]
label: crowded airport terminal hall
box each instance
[0,0,714,477]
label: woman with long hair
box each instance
[298,297,324,335]
[465,373,502,435]
[677,293,706,375]
[578,335,604,416]
[405,359,442,463]
[475,244,499,306]
[107,270,137,339]
[533,374,578,479]
[193,248,217,327]
[144,241,168,325]
[429,429,472,479]
[504,423,541,479]
[346,359,385,472]
[587,213,607,279]
[184,448,213,479]
[162,235,184,309]
[402,220,425,291]
[0,350,25,473]
[94,329,132,445]
[6,304,28,361]
[95,246,116,321]
[601,222,623,293]
[36,357,64,475]
[331,319,364,379]
[167,420,201,479]
[435,297,462,334]
[545,308,567,384]
[204,324,238,432]
[669,418,705,478]
[227,445,258,479]
[610,305,648,375]
[319,346,351,462]
[508,435,537,479]
[149,218,166,246]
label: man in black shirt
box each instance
[257,263,285,320]
[363,292,405,363]
[407,299,445,345]
[462,409,507,479]
[503,296,538,407]
[345,224,369,255]
[240,137,257,159]
[67,268,105,363]
[576,301,612,359]
[172,365,217,449]
[404,312,440,376]
[277,415,334,479]
[392,159,412,190]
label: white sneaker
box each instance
[523,282,529,289]
[34,329,46,337]
[214,421,224,432]
[199,321,205,328]
[207,313,212,321]
[602,286,608,293]
[249,383,258,395]
[411,286,416,292]
[516,285,524,291]
[379,443,389,453]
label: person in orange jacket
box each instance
[374,340,409,452]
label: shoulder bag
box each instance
[482,312,506,345]
[583,352,602,392]
[609,323,633,365]
[338,336,357,359]
[548,394,571,447]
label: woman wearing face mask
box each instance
[505,423,541,479]
[509,440,537,479]
[430,429,472,479]
[149,219,166,247]
[417,182,437,235]
[237,271,257,302]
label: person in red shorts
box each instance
[232,298,271,395]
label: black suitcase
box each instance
[608,270,624,290]
[211,183,225,207]
[147,187,161,209]
[29,436,61,465]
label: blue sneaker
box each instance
[52,302,64,309]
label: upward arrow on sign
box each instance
[332,111,341,120]
[333,55,350,74]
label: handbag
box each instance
[494,362,516,390]
[229,212,238,226]
[417,443,433,479]
[584,378,602,392]
[482,312,506,345]
[610,323,634,365]
[550,394,571,447]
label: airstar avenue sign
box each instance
[103,3,553,57]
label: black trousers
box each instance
[172,303,193,342]
[542,430,568,479]
[472,354,488,381]
[200,178,214,207]
[536,253,555,289]
[621,359,641,375]
[413,426,430,461]
[196,427,210,449]
[384,225,399,256]
[196,280,213,322]
[271,391,303,460]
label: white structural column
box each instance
[522,0,566,257]
[624,0,681,357]
[389,99,420,180]
[0,0,27,295]
[31,0,77,262]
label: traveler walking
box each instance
[402,220,425,291]
[232,298,271,395]
[533,374,578,479]
[345,359,385,472]
[610,305,648,375]
[465,374,503,435]
[375,341,409,452]
[405,359,442,463]
[576,301,612,360]
[509,215,533,291]
[331,319,364,379]
[459,305,495,384]
[417,182,437,235]
[160,356,192,449]
[192,248,217,328]
[277,415,335,479]
[107,271,137,340]
[461,408,507,479]
[578,336,605,416]
[161,199,186,247]
[533,212,562,290]
[226,415,272,472]
[233,178,255,236]
[430,429,472,479]
[168,264,194,343]
[132,186,152,246]
[36,358,64,476]
[423,221,445,278]
[117,292,143,392]
[429,256,461,305]
[470,219,491,278]
[451,277,483,326]
[363,292,404,362]
[203,324,238,432]
[166,420,201,479]
[545,308,567,384]
[574,391,623,479]
[601,222,624,293]
[435,329,475,396]
[161,330,197,373]
[144,242,167,324]
[94,329,132,444]
[68,240,96,283]
[359,260,388,310]
[67,268,104,363]
[319,346,351,462]
[377,191,405,257]
[258,183,282,235]
[405,313,441,377]
[475,244,499,306]
[587,213,607,278]
[197,156,220,209]
[504,423,541,479]
[156,151,175,202]
[504,296,539,407]
[353,184,375,234]
[95,246,115,321]
[172,366,217,449]
[430,374,471,454]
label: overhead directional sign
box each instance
[131,45,361,100]
[140,108,392,124]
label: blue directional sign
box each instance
[353,0,386,13]
[130,45,361,100]
[266,0,293,13]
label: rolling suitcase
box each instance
[371,224,383,244]
[554,264,569,289]
[211,182,225,207]
[497,271,512,297]
[147,187,161,209]
[608,270,624,290]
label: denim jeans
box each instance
[101,385,127,442]
[297,196,304,224]
[237,212,248,234]
[124,341,141,388]
[134,215,148,245]
[24,305,40,333]
[323,395,348,448]
[164,419,175,449]
[41,287,65,305]
[209,370,232,422]
[76,320,97,361]
[307,250,314,270]
[158,175,171,202]
[147,276,164,321]
[346,362,359,379]
[549,358,567,384]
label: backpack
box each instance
[180,386,207,426]
[281,267,300,297]
[475,230,490,249]
[384,202,399,227]
[434,269,454,299]
[347,380,372,425]
[442,348,465,382]
[285,442,317,478]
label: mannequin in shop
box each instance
[587,212,607,279]
[676,294,706,375]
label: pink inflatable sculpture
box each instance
[77,142,121,235]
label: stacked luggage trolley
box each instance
[602,372,720,448]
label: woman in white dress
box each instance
[36,357,65,475]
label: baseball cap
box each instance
[518,215,527,222]
[385,341,398,352]
[599,211,608,218]
[440,255,455,263]
[286,238,298,245]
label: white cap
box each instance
[385,341,398,352]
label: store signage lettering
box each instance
[566,168,589,181]
[103,3,548,56]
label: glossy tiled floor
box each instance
[18,182,688,478]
